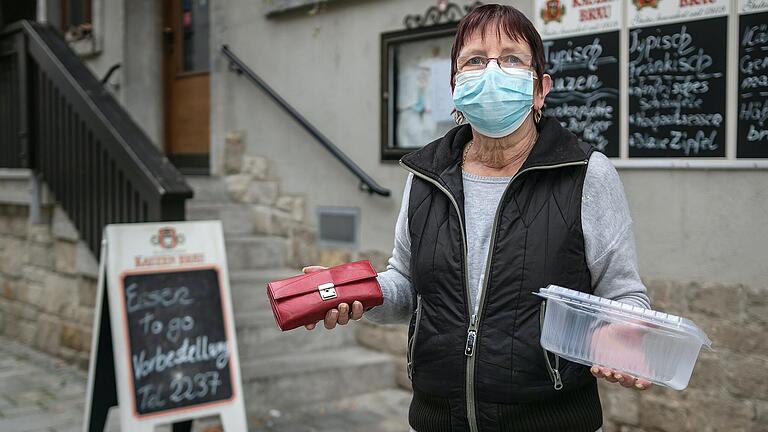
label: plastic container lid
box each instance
[535,285,712,348]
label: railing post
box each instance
[15,31,30,168]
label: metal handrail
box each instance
[0,21,193,255]
[220,44,390,197]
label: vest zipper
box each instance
[407,293,423,380]
[540,300,564,390]
[401,159,587,432]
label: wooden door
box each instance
[163,0,210,173]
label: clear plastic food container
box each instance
[535,285,712,390]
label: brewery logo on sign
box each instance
[633,0,659,10]
[541,0,566,23]
[150,227,185,249]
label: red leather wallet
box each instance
[265,260,383,331]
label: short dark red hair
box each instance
[450,4,546,92]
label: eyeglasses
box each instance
[456,53,534,72]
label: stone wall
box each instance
[0,203,98,370]
[600,280,768,432]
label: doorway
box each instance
[163,0,210,174]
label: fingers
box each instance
[308,300,365,331]
[337,303,351,325]
[324,308,339,329]
[635,378,652,390]
[591,365,651,390]
[351,301,364,320]
[302,265,328,274]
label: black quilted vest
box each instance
[400,117,602,432]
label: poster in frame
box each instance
[380,23,459,161]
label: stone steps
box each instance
[184,175,231,203]
[183,176,398,415]
[240,347,396,414]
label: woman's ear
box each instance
[534,74,552,110]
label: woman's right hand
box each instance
[301,266,365,330]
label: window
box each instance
[60,0,92,40]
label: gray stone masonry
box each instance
[0,203,97,367]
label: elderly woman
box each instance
[303,4,651,432]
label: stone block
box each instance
[224,174,252,201]
[357,250,390,272]
[683,394,754,432]
[42,273,78,316]
[687,283,745,322]
[686,351,724,393]
[275,194,305,221]
[249,205,274,235]
[26,241,54,269]
[19,303,40,321]
[1,276,17,300]
[3,302,20,337]
[18,320,36,345]
[317,248,352,267]
[54,240,78,274]
[356,321,407,356]
[28,222,53,243]
[288,225,317,268]
[754,400,768,432]
[224,130,246,174]
[271,208,300,237]
[241,155,270,180]
[23,282,45,307]
[60,323,89,352]
[638,393,684,431]
[745,285,768,327]
[645,279,688,315]
[22,265,49,283]
[600,381,641,425]
[52,207,80,241]
[75,241,99,278]
[1,236,25,276]
[707,320,768,356]
[78,277,97,308]
[241,181,279,205]
[75,305,95,326]
[724,353,768,399]
[10,208,29,233]
[34,313,61,353]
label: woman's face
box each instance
[455,29,552,112]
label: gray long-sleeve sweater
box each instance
[366,151,651,325]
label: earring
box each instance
[534,108,543,124]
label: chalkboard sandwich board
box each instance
[84,221,247,432]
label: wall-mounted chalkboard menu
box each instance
[544,31,620,157]
[737,12,768,158]
[628,17,728,158]
[122,268,233,416]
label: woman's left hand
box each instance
[589,323,653,391]
[590,365,652,390]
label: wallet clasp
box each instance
[318,282,337,300]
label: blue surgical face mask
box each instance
[452,62,535,138]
